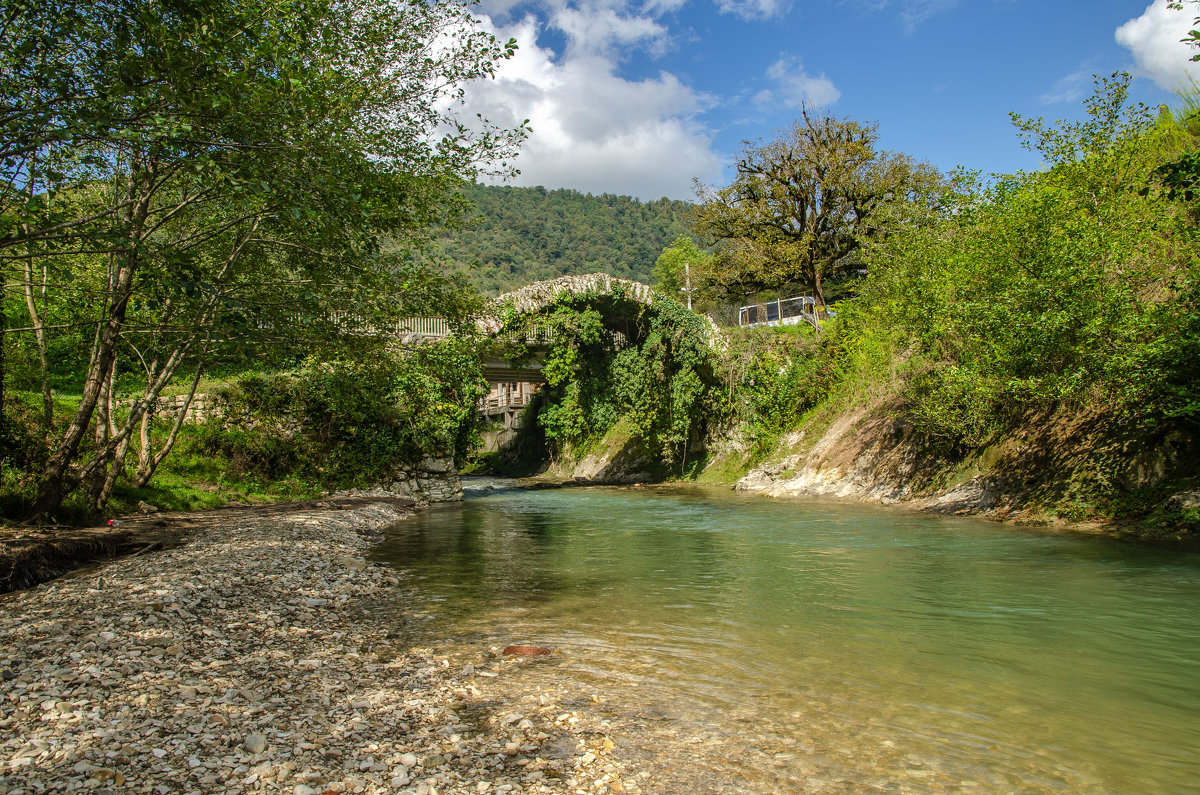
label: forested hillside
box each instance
[427,184,692,294]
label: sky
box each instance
[456,0,1200,201]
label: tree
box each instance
[693,107,943,307]
[2,0,526,517]
[652,236,712,303]
[862,72,1200,441]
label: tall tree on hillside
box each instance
[2,0,526,517]
[693,107,943,307]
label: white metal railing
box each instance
[737,296,833,328]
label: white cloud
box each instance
[1115,2,1200,90]
[551,4,668,58]
[840,0,958,33]
[759,56,841,108]
[1039,67,1094,105]
[715,0,790,22]
[462,13,722,200]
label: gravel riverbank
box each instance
[0,501,638,795]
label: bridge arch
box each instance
[478,272,720,349]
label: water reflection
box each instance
[370,486,1200,793]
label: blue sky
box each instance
[461,0,1200,200]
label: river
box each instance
[369,482,1200,793]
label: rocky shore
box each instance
[0,501,636,794]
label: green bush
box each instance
[860,74,1200,443]
[505,290,719,467]
[202,343,484,488]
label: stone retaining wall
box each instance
[337,456,462,504]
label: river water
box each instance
[370,482,1200,793]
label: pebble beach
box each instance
[0,501,638,795]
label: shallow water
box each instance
[370,483,1200,793]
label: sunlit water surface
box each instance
[370,482,1200,793]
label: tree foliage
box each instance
[501,290,718,469]
[204,342,486,487]
[1,0,524,517]
[862,73,1200,442]
[651,235,712,300]
[1169,1,1200,60]
[693,107,944,306]
[421,184,691,295]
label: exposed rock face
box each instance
[552,438,656,485]
[735,409,922,506]
[734,404,1199,528]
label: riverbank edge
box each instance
[0,497,414,595]
[494,402,1199,548]
[724,402,1200,549]
[0,498,637,795]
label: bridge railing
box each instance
[479,392,534,411]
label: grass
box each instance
[1,388,323,526]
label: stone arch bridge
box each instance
[387,273,720,426]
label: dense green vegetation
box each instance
[1,0,520,519]
[703,75,1200,528]
[859,74,1199,443]
[201,342,485,488]
[492,288,719,473]
[424,184,692,295]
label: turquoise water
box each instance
[371,484,1200,793]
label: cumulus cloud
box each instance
[1115,2,1200,90]
[461,13,722,199]
[757,56,841,108]
[551,4,668,58]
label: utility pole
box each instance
[680,262,696,311]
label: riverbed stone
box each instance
[0,499,630,795]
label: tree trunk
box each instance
[134,362,204,487]
[23,257,53,430]
[95,425,132,510]
[83,360,116,502]
[31,161,154,519]
[0,269,6,446]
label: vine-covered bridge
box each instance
[391,272,717,426]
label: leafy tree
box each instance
[652,235,712,303]
[2,0,525,517]
[693,107,943,307]
[863,73,1200,441]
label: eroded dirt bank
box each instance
[0,501,638,794]
[733,404,1199,543]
